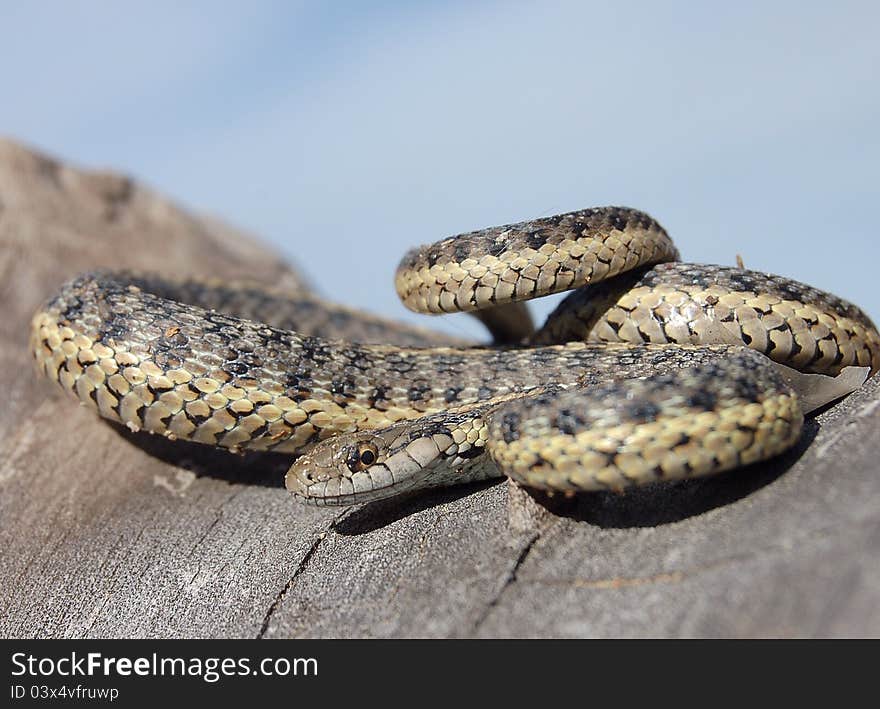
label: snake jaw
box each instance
[285,426,471,505]
[285,431,436,506]
[285,414,503,505]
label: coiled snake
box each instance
[30,207,880,506]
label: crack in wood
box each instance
[471,532,540,633]
[256,511,347,639]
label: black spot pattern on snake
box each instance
[609,211,627,231]
[529,348,564,366]
[347,351,373,372]
[223,360,249,377]
[284,370,313,395]
[554,408,585,436]
[729,372,763,403]
[432,353,467,373]
[487,238,507,258]
[624,400,662,423]
[444,386,462,403]
[407,381,432,402]
[331,377,358,399]
[371,385,390,403]
[684,390,717,412]
[527,453,550,470]
[383,352,415,374]
[230,338,254,354]
[499,410,522,443]
[56,291,87,323]
[298,338,332,368]
[100,313,130,342]
[525,230,545,250]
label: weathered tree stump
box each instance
[1,139,878,638]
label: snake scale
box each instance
[30,207,880,506]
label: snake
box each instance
[30,206,880,506]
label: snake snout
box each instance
[284,444,337,497]
[285,433,399,505]
[284,461,316,498]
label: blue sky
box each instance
[4,1,878,338]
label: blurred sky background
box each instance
[3,1,878,339]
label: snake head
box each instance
[285,427,445,506]
[284,410,496,506]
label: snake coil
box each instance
[30,207,879,505]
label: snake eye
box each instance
[346,441,380,473]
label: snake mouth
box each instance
[285,462,434,506]
[285,433,439,506]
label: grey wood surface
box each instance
[1,139,878,638]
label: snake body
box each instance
[286,348,803,504]
[30,207,879,505]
